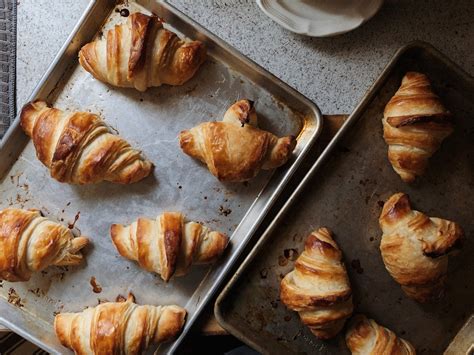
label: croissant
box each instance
[110,212,228,281]
[0,208,89,282]
[20,101,153,184]
[383,72,453,182]
[79,12,206,92]
[379,193,463,302]
[280,228,353,339]
[179,99,297,182]
[54,293,186,355]
[346,315,416,354]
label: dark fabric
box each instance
[0,0,16,139]
[0,332,48,355]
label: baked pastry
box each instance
[55,293,186,355]
[383,72,453,182]
[179,99,296,182]
[20,101,153,184]
[280,228,353,339]
[0,208,89,282]
[79,12,206,91]
[110,212,228,281]
[346,315,416,354]
[379,193,463,302]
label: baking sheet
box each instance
[0,1,322,353]
[215,42,474,354]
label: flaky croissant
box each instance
[0,208,89,282]
[383,72,453,182]
[379,193,463,302]
[179,99,296,182]
[55,294,186,355]
[280,228,353,339]
[346,315,416,354]
[20,101,153,184]
[79,12,206,92]
[110,212,228,281]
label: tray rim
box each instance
[0,0,324,353]
[214,40,474,354]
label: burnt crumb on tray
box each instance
[28,288,45,297]
[8,288,24,308]
[219,205,232,216]
[351,259,364,274]
[68,211,81,229]
[283,248,299,261]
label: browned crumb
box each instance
[28,288,45,297]
[8,288,24,307]
[90,277,103,294]
[219,205,232,216]
[283,248,299,261]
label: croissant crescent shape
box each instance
[20,101,153,184]
[54,294,186,355]
[383,72,453,182]
[345,315,416,354]
[0,208,89,282]
[280,228,353,339]
[110,212,229,281]
[179,99,297,182]
[79,12,206,92]
[379,193,463,302]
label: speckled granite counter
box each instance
[17,0,473,116]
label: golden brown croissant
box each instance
[280,228,353,339]
[379,193,463,302]
[0,208,89,282]
[54,293,186,355]
[79,12,206,92]
[346,315,416,354]
[20,101,153,184]
[110,212,228,281]
[383,72,453,182]
[179,99,297,182]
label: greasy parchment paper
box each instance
[0,1,322,353]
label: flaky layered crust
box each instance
[20,101,153,184]
[0,208,89,282]
[382,72,453,182]
[179,99,296,182]
[280,228,353,339]
[54,294,186,355]
[346,315,416,354]
[79,12,206,92]
[379,193,463,302]
[110,212,228,281]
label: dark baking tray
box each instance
[215,41,474,354]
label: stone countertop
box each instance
[17,0,473,115]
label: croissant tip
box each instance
[20,100,48,136]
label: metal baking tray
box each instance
[215,41,474,354]
[0,1,322,353]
